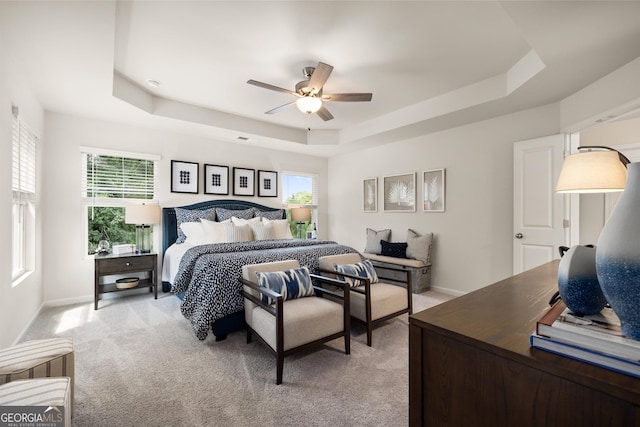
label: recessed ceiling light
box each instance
[146,79,160,88]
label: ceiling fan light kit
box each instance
[247,61,372,122]
[296,96,322,114]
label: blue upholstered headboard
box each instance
[161,199,286,256]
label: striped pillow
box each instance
[256,266,314,304]
[224,222,253,242]
[333,260,379,287]
[251,222,277,240]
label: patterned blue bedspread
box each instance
[172,239,360,340]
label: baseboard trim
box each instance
[43,295,93,307]
[430,285,465,297]
[12,301,46,346]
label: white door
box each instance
[513,135,566,274]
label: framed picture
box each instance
[363,177,377,212]
[171,160,199,194]
[423,168,446,212]
[257,170,278,197]
[383,172,416,212]
[232,167,255,196]
[204,164,229,195]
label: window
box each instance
[12,106,38,283]
[282,171,318,234]
[81,147,159,255]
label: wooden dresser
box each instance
[409,260,640,426]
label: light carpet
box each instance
[21,290,453,427]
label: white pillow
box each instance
[224,222,253,242]
[251,222,278,240]
[231,216,261,226]
[262,218,293,239]
[200,218,230,244]
[179,222,206,245]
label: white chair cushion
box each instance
[351,283,408,321]
[250,297,344,351]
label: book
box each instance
[536,300,640,362]
[530,332,640,378]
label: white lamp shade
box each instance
[290,207,311,222]
[125,204,161,225]
[296,97,322,114]
[556,151,627,193]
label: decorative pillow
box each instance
[406,229,433,264]
[251,222,277,240]
[200,218,229,244]
[224,222,253,242]
[231,216,261,226]
[262,218,293,239]
[179,222,205,246]
[216,207,255,222]
[380,240,408,259]
[255,209,284,220]
[364,228,391,254]
[333,260,379,287]
[175,207,217,243]
[256,266,314,304]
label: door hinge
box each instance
[563,219,570,228]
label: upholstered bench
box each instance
[363,253,431,293]
[0,338,74,413]
[0,377,71,426]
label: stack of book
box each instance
[530,300,640,377]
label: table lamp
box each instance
[125,204,161,253]
[289,207,311,239]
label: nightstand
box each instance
[94,252,157,310]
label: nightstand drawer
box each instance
[97,255,155,274]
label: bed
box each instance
[161,199,360,341]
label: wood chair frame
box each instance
[240,273,350,385]
[318,263,412,347]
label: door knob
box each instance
[515,233,523,239]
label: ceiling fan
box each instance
[247,62,372,121]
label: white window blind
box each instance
[80,148,159,204]
[12,108,37,202]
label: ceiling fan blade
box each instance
[323,93,373,102]
[308,62,333,95]
[316,105,334,121]
[247,79,297,96]
[265,101,296,115]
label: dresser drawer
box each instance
[96,255,156,274]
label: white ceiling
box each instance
[2,1,640,157]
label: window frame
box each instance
[11,107,38,285]
[80,147,160,258]
[282,171,319,233]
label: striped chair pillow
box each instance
[333,260,379,287]
[256,266,314,305]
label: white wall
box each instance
[0,41,45,348]
[327,104,561,295]
[41,112,328,305]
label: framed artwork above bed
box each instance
[257,170,278,197]
[233,167,255,196]
[171,160,199,194]
[204,164,229,195]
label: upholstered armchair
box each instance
[318,253,412,347]
[241,260,350,385]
